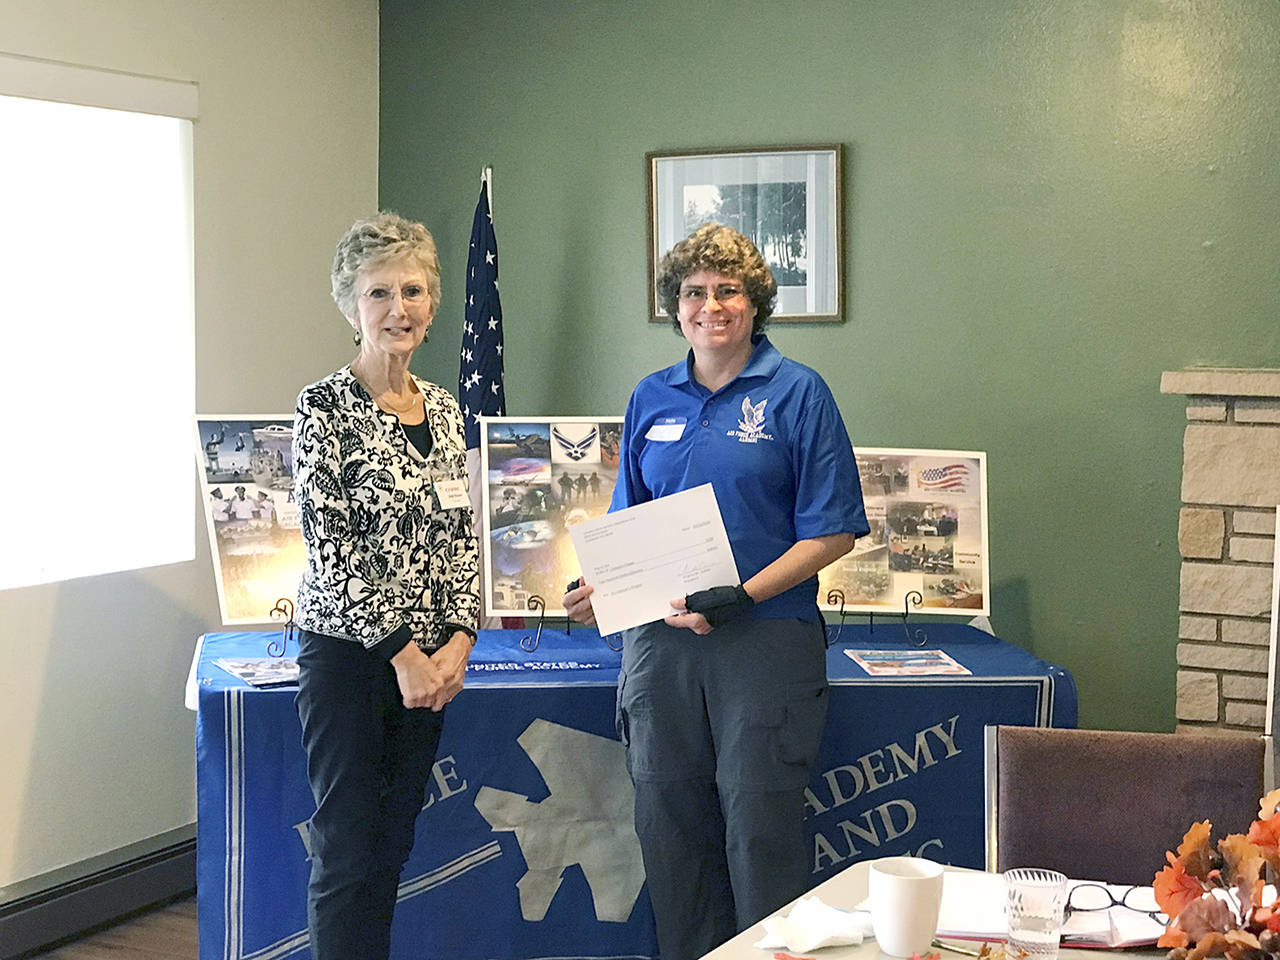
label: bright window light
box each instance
[0,92,195,589]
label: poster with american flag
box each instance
[818,447,989,617]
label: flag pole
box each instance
[463,165,509,629]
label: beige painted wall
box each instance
[0,0,377,889]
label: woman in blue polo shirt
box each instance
[564,223,869,960]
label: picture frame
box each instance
[646,144,843,323]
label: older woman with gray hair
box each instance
[564,223,869,960]
[292,212,478,960]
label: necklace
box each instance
[378,388,421,414]
[350,361,420,415]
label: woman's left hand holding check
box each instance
[665,596,714,635]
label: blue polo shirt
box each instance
[611,335,869,622]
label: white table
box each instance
[701,861,1158,960]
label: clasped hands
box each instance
[562,578,754,636]
[389,630,472,710]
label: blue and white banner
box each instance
[195,625,1075,960]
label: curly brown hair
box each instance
[655,222,777,334]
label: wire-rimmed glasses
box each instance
[1066,883,1168,925]
[677,283,746,307]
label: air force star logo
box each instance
[551,424,598,461]
[729,395,773,443]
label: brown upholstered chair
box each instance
[984,725,1273,885]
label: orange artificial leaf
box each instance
[1224,930,1260,950]
[1258,788,1280,820]
[1158,926,1190,949]
[1222,930,1262,960]
[1219,833,1266,906]
[1247,813,1280,871]
[1188,931,1229,960]
[1178,821,1217,879]
[1155,859,1209,920]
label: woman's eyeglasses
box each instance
[362,285,428,305]
[678,284,746,306]
[1065,883,1168,925]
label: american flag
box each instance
[918,463,969,491]
[459,181,505,448]
[459,181,512,628]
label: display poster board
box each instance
[194,416,303,623]
[818,447,990,617]
[480,417,623,617]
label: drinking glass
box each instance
[1004,868,1068,960]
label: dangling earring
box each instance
[353,330,362,346]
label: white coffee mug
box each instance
[868,856,945,957]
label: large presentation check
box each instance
[569,484,739,634]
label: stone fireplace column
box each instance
[1161,369,1280,733]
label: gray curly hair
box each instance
[655,222,777,334]
[330,212,441,318]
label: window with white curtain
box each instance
[0,55,197,590]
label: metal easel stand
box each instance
[826,591,929,648]
[901,590,928,647]
[825,589,850,646]
[520,595,546,651]
[268,597,297,657]
[527,595,624,652]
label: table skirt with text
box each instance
[194,624,1075,960]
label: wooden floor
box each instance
[26,897,197,959]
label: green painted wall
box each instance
[379,0,1280,731]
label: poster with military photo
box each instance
[480,417,623,617]
[818,448,989,617]
[194,416,304,624]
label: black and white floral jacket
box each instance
[292,366,479,656]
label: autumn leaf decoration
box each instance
[1156,798,1280,960]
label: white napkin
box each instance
[753,896,874,953]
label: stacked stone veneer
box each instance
[1161,369,1280,732]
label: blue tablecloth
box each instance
[195,624,1075,960]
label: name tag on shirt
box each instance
[434,478,470,510]
[645,418,686,442]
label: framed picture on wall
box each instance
[646,144,843,323]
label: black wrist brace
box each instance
[684,584,754,628]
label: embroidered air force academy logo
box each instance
[728,396,774,443]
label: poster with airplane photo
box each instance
[480,416,623,617]
[194,416,304,624]
[818,447,990,617]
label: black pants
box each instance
[618,617,829,960]
[295,629,445,960]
